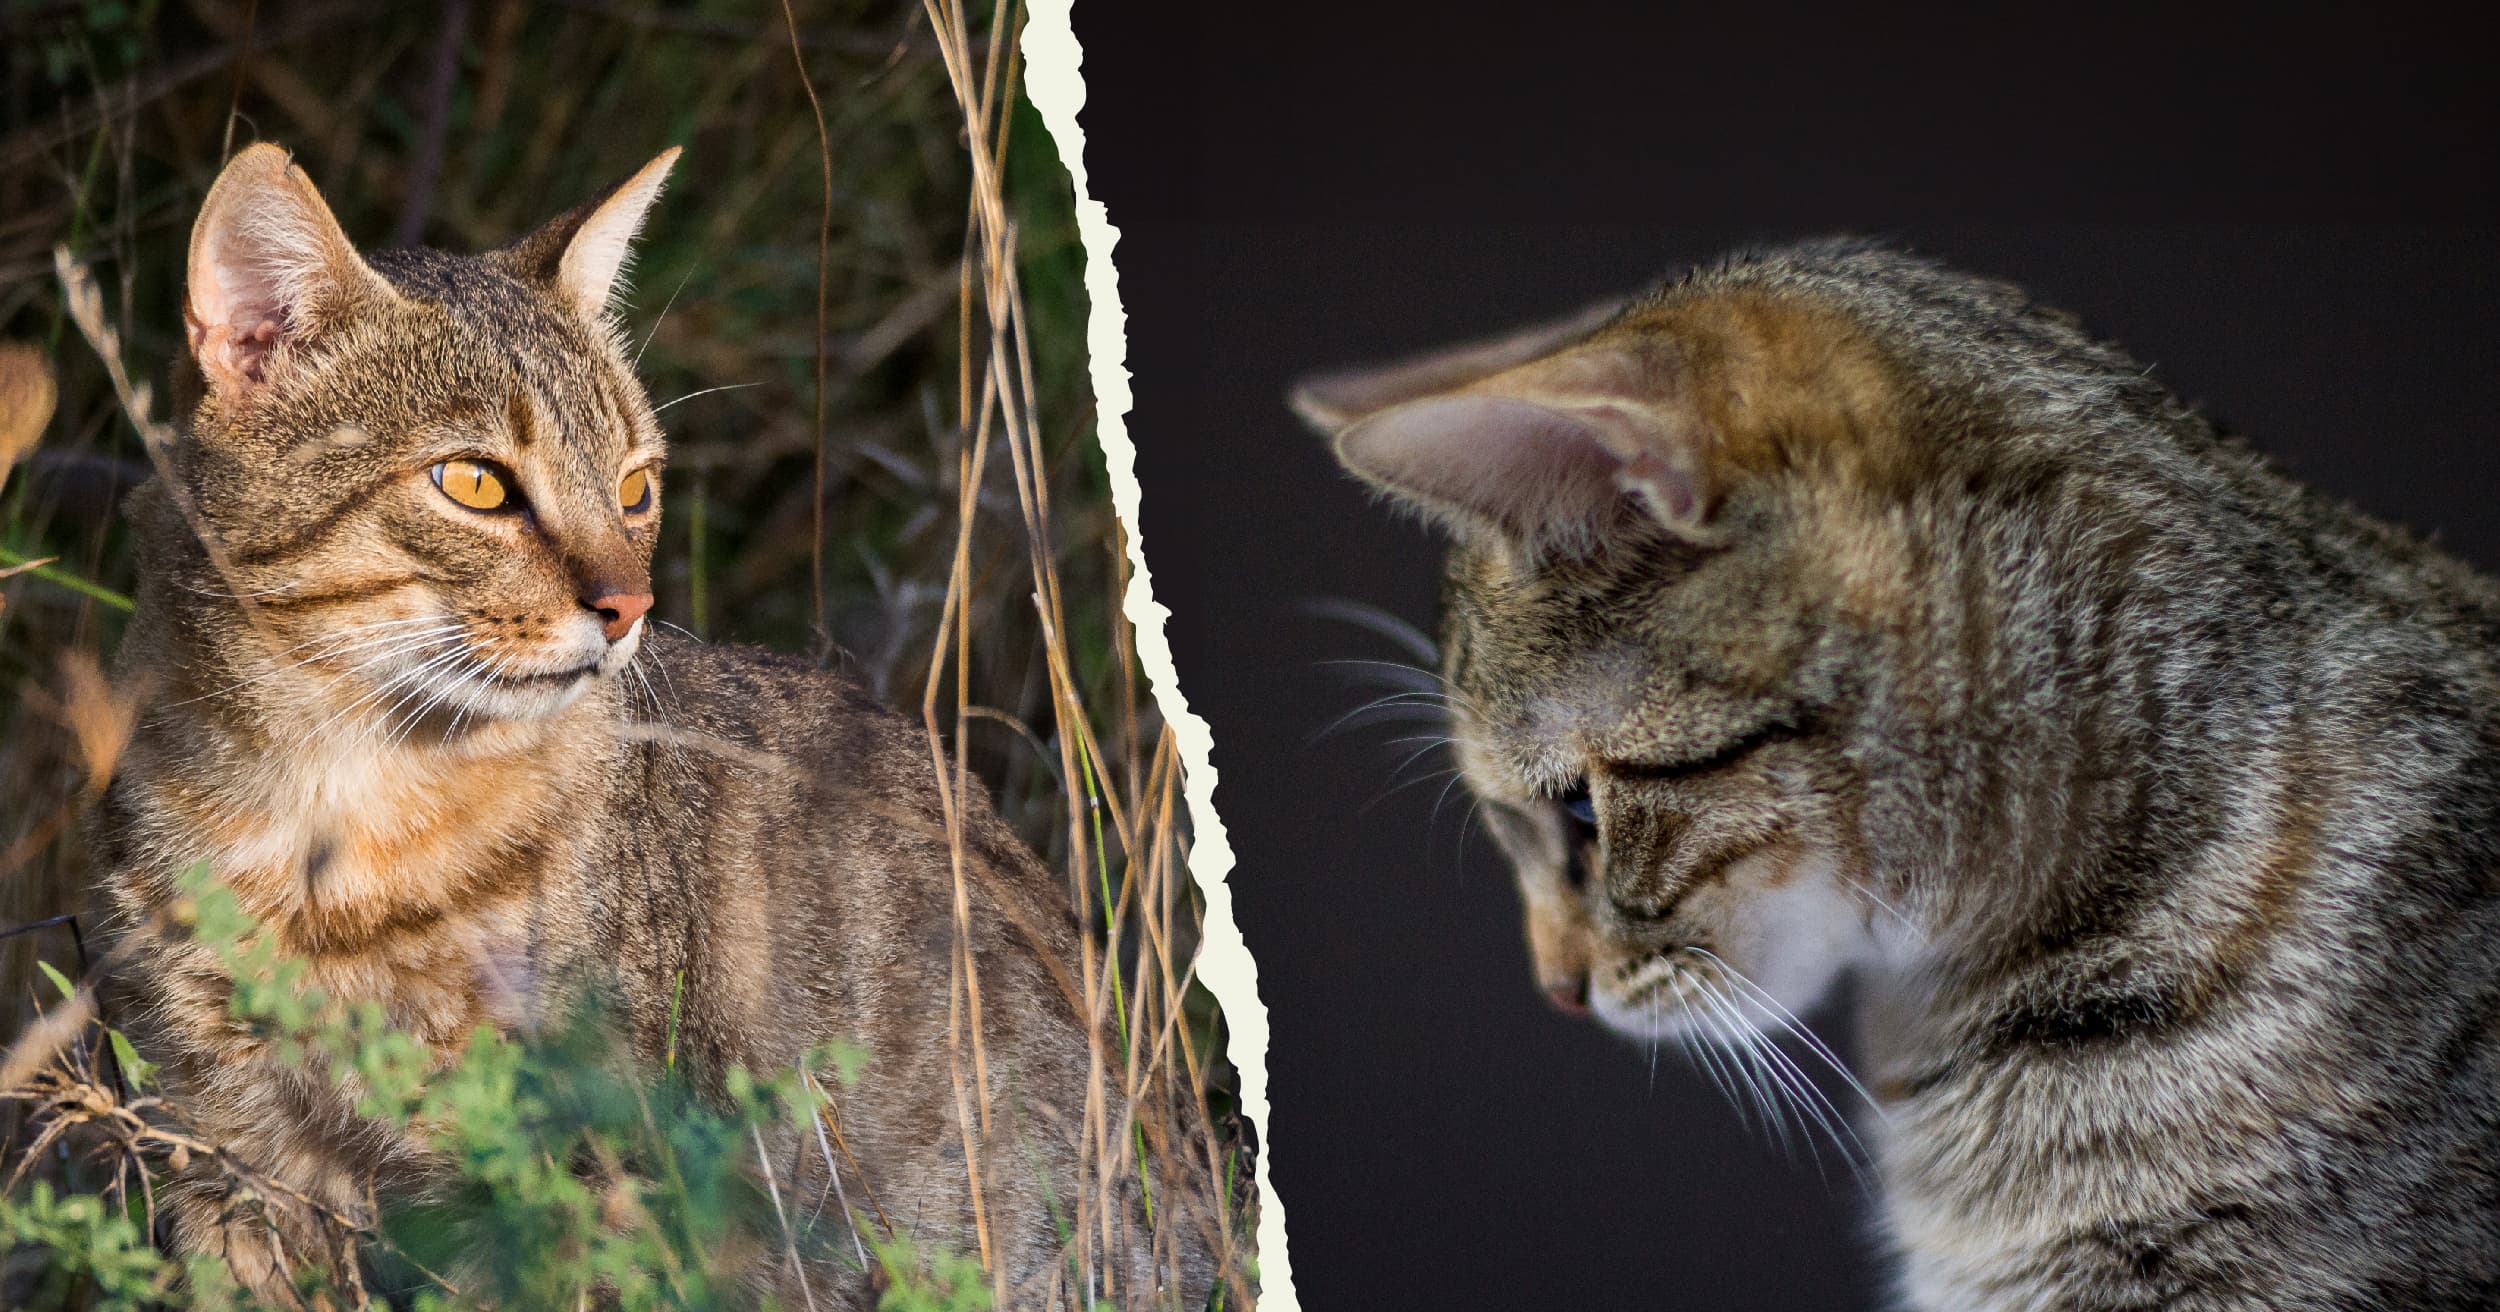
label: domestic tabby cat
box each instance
[1296,241,2500,1310]
[94,144,1186,1307]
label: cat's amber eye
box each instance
[431,459,513,512]
[619,467,655,515]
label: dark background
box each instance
[1070,6,2500,1309]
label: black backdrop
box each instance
[1068,6,2500,1309]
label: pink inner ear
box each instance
[1335,395,1638,542]
[187,235,297,389]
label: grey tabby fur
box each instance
[1300,240,2500,1310]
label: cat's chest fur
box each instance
[118,713,604,1045]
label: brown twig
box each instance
[780,0,835,650]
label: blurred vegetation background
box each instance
[1,1,1242,1304]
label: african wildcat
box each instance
[94,144,1182,1308]
[1297,241,2500,1310]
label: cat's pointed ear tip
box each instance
[1285,377,1354,434]
[620,146,683,199]
[199,143,301,206]
[224,141,291,170]
[224,141,295,170]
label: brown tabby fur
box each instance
[93,144,1184,1308]
[1302,240,2500,1310]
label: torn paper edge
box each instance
[1020,6,1297,1309]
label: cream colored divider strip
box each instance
[1020,7,1298,1308]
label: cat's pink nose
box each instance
[586,590,652,641]
[1543,977,1590,1015]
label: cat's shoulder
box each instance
[621,629,928,778]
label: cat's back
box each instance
[593,630,1085,1069]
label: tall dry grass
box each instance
[0,0,1249,1305]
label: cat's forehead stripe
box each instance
[506,386,538,448]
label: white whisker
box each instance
[352,643,478,755]
[1691,987,1781,1149]
[652,381,763,414]
[1689,964,1869,1183]
[170,619,466,708]
[1300,598,1440,664]
[1310,690,1458,743]
[308,636,471,750]
[634,264,699,367]
[1694,948,1884,1119]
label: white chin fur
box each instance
[444,668,597,721]
[369,619,634,727]
[1588,849,1881,1045]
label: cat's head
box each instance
[164,142,679,726]
[1299,243,2081,1041]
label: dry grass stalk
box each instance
[914,0,1251,1305]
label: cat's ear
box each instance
[1288,299,1621,432]
[1317,338,1714,549]
[185,143,399,398]
[492,147,681,325]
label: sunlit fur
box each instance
[96,146,1186,1307]
[1311,240,2500,1309]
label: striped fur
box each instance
[96,145,1177,1307]
[1308,241,2500,1309]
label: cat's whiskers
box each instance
[1425,766,1474,830]
[1688,983,1786,1153]
[1451,792,1492,866]
[218,627,473,732]
[340,642,480,756]
[300,633,473,751]
[1316,657,1445,691]
[1373,734,1464,791]
[1645,995,1662,1091]
[639,634,689,711]
[1362,731,1487,829]
[1302,598,1441,665]
[1691,946,1884,1121]
[650,381,763,414]
[372,650,483,755]
[611,643,699,777]
[633,264,699,367]
[1321,654,1479,702]
[405,660,501,748]
[1311,689,1461,744]
[1673,1011,1746,1129]
[1318,657,1486,716]
[1697,979,1831,1174]
[1845,876,1923,944]
[170,618,466,708]
[624,659,658,719]
[626,664,686,767]
[1684,956,1870,1183]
